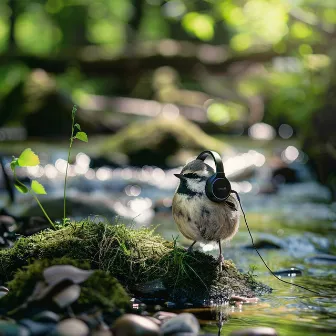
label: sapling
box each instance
[63,105,88,224]
[10,105,88,230]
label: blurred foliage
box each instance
[0,0,335,135]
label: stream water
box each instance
[0,136,335,335]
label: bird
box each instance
[172,158,240,271]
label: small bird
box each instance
[172,159,240,271]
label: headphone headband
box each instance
[196,150,225,175]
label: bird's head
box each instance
[174,159,215,193]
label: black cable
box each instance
[231,190,321,296]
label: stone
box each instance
[33,311,60,323]
[153,311,177,323]
[19,319,56,335]
[0,286,9,299]
[57,318,89,336]
[230,327,278,336]
[53,284,81,308]
[113,314,160,336]
[160,313,200,335]
[43,265,94,285]
[0,324,30,336]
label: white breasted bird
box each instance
[172,159,240,271]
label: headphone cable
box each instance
[231,190,321,296]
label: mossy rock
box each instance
[98,116,229,167]
[0,220,270,305]
[23,196,117,220]
[0,257,130,315]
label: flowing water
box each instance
[0,136,335,335]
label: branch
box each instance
[0,42,286,77]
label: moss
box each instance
[98,116,229,166]
[0,257,130,314]
[0,220,269,304]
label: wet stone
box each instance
[230,327,278,336]
[113,314,160,336]
[160,313,200,336]
[273,268,302,277]
[57,318,89,336]
[32,311,60,323]
[164,301,176,308]
[153,311,177,323]
[306,254,336,265]
[19,319,56,335]
[0,286,9,299]
[0,324,30,336]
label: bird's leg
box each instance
[187,240,197,253]
[218,240,224,272]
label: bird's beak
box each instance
[174,173,184,180]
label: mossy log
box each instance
[98,115,230,167]
[0,220,270,305]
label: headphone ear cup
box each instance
[205,174,231,203]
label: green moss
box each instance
[0,220,269,303]
[98,116,229,166]
[0,257,129,313]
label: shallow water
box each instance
[0,136,335,335]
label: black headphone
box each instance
[196,150,231,203]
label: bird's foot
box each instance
[218,254,225,272]
[186,245,194,253]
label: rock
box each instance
[306,254,336,265]
[57,318,89,336]
[0,285,9,299]
[33,311,60,323]
[153,311,177,323]
[43,265,94,286]
[273,268,302,277]
[113,314,160,336]
[160,313,200,336]
[0,323,30,336]
[19,319,56,335]
[164,301,176,308]
[230,327,278,336]
[52,284,81,309]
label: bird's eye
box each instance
[183,173,199,179]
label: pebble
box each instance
[273,268,302,277]
[57,318,90,336]
[0,286,9,299]
[160,313,200,336]
[153,311,177,323]
[0,324,30,336]
[53,284,81,308]
[19,319,56,335]
[43,265,94,286]
[164,301,176,308]
[33,311,60,323]
[230,327,278,336]
[113,314,160,336]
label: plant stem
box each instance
[14,174,56,230]
[31,192,56,230]
[63,106,76,221]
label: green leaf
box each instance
[10,158,19,171]
[31,180,47,194]
[72,105,77,117]
[18,148,40,167]
[75,131,88,142]
[14,181,28,194]
[74,123,81,131]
